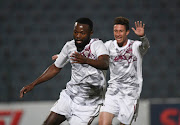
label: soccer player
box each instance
[20,17,109,125]
[99,17,150,125]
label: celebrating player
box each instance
[20,17,109,125]
[99,17,150,125]
[51,16,150,125]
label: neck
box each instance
[77,47,84,52]
[76,39,91,52]
[117,39,128,47]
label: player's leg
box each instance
[46,90,72,125]
[69,103,101,125]
[117,98,137,125]
[43,111,66,125]
[69,115,96,125]
[99,93,119,125]
[99,112,114,125]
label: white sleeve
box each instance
[91,40,109,57]
[104,41,111,52]
[133,38,150,56]
[133,41,142,56]
[54,43,70,68]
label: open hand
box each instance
[70,52,88,64]
[132,21,145,37]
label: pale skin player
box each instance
[98,17,149,125]
[20,18,109,125]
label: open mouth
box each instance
[116,38,122,41]
[75,40,83,44]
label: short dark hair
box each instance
[75,18,93,31]
[114,17,129,31]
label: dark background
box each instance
[0,0,179,102]
[150,104,180,125]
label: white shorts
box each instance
[51,90,101,125]
[100,94,137,125]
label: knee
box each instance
[42,120,54,125]
[42,121,47,125]
[42,117,56,125]
[42,113,65,125]
[42,119,58,125]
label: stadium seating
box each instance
[0,0,179,102]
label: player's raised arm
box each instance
[132,21,150,53]
[20,64,61,98]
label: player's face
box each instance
[73,22,92,52]
[114,24,130,47]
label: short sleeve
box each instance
[91,40,109,57]
[104,40,111,51]
[133,40,149,56]
[54,43,70,68]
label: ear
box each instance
[90,30,93,36]
[126,30,130,35]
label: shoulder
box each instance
[63,39,75,48]
[129,39,142,52]
[130,39,141,47]
[105,40,113,45]
[104,40,114,49]
[60,40,75,53]
[66,39,75,45]
[90,38,109,56]
[90,38,105,47]
[91,38,104,44]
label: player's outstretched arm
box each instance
[132,21,150,54]
[20,64,61,98]
[71,52,109,70]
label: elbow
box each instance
[51,64,61,74]
[102,59,109,70]
[102,62,109,70]
[103,66,109,70]
[105,63,109,70]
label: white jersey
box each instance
[55,38,109,105]
[105,37,150,99]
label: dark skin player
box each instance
[20,20,109,125]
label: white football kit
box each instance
[101,36,150,124]
[51,38,109,125]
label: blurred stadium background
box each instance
[0,0,179,125]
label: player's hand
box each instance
[132,21,145,37]
[52,54,58,60]
[70,52,88,64]
[20,84,34,98]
